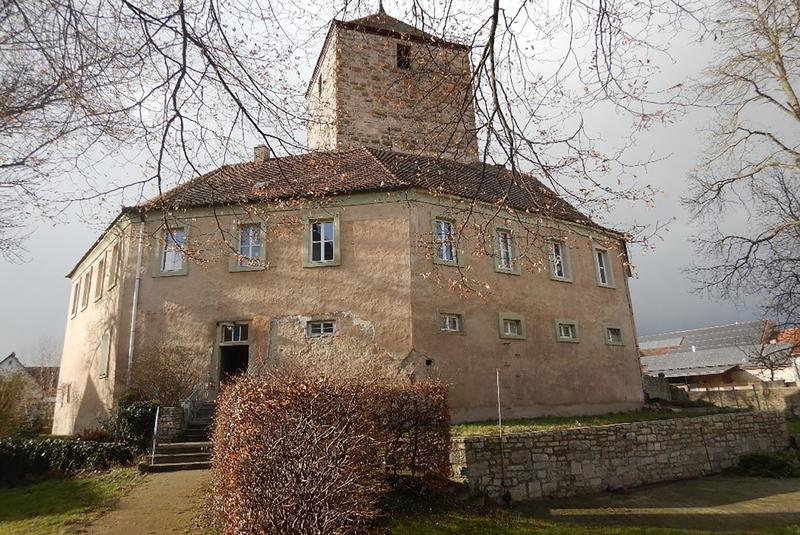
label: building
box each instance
[640,321,799,388]
[52,10,644,434]
[1,353,59,430]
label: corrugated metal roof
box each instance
[654,365,738,378]
[641,342,794,377]
[638,321,766,353]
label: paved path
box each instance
[80,470,210,535]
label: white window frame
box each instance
[302,215,341,267]
[80,268,92,310]
[307,320,336,337]
[94,256,106,302]
[439,312,463,334]
[555,320,579,343]
[220,322,249,345]
[604,325,624,346]
[594,246,614,288]
[70,280,81,318]
[433,217,460,266]
[549,241,572,282]
[98,328,112,378]
[498,312,526,340]
[494,226,521,275]
[230,221,266,272]
[161,227,186,273]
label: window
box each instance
[605,326,624,346]
[494,229,520,275]
[222,324,249,344]
[161,228,186,273]
[59,383,71,407]
[549,241,571,281]
[318,75,323,97]
[594,247,613,287]
[98,329,112,378]
[310,220,335,263]
[308,320,335,337]
[238,224,262,267]
[396,44,411,69]
[94,257,106,301]
[70,281,81,317]
[555,320,579,343]
[439,313,463,333]
[498,313,526,340]
[107,242,120,288]
[80,268,92,310]
[434,219,457,264]
[303,216,340,267]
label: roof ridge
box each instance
[639,320,765,340]
[361,147,407,186]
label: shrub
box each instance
[104,395,158,452]
[0,373,29,436]
[211,375,450,535]
[0,437,133,486]
[77,427,111,442]
[130,346,203,406]
[737,451,800,478]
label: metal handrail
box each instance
[181,381,213,430]
[151,405,160,465]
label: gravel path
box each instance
[79,470,210,535]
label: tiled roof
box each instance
[343,12,439,41]
[140,147,600,229]
[638,321,767,354]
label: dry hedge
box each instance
[211,375,450,535]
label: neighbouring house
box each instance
[639,321,799,389]
[52,9,644,435]
[1,353,59,430]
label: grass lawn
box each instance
[787,419,800,435]
[451,408,737,437]
[0,468,143,535]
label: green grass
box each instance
[451,409,735,437]
[0,469,143,535]
[787,419,800,435]
[391,511,709,534]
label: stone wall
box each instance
[642,375,672,401]
[450,411,788,502]
[156,407,183,442]
[677,385,800,418]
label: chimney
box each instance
[253,145,270,163]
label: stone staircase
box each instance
[140,402,215,473]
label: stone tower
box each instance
[306,10,478,162]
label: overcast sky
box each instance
[0,3,762,366]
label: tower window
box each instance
[396,44,411,69]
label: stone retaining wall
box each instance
[156,407,183,442]
[450,411,788,502]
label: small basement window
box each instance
[396,44,411,69]
[555,320,579,343]
[498,313,526,340]
[308,320,335,337]
[605,326,624,346]
[439,313,462,333]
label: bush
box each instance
[77,427,112,442]
[130,346,203,406]
[102,392,158,452]
[737,451,800,478]
[0,437,134,486]
[211,375,450,535]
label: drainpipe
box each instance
[127,217,146,386]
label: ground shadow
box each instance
[520,475,800,532]
[0,476,106,523]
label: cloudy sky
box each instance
[0,2,762,365]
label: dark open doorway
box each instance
[220,344,249,383]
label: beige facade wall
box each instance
[52,218,136,435]
[53,191,644,433]
[307,26,478,162]
[407,199,644,421]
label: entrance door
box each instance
[220,344,249,383]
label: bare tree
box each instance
[686,0,800,328]
[130,346,203,406]
[745,341,796,381]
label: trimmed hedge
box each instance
[0,437,134,486]
[211,375,450,535]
